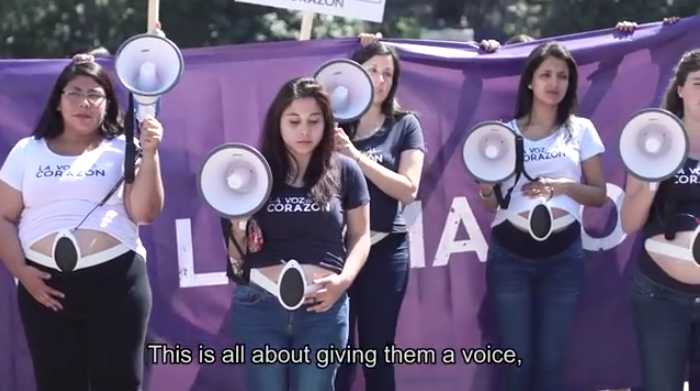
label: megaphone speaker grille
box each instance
[115,33,184,97]
[314,59,374,123]
[463,121,517,183]
[619,108,688,182]
[198,143,272,218]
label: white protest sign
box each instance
[235,0,386,23]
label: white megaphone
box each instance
[619,108,688,182]
[462,121,518,183]
[314,59,374,123]
[115,32,184,121]
[198,143,273,218]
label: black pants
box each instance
[335,233,410,391]
[17,251,152,391]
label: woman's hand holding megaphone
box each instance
[478,183,495,199]
[334,127,363,162]
[229,216,248,240]
[139,117,163,156]
[228,218,264,254]
[625,174,659,196]
[227,217,249,260]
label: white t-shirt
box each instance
[0,135,146,258]
[492,115,605,226]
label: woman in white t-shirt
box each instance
[0,54,164,391]
[477,42,606,391]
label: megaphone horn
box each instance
[314,59,374,123]
[115,33,184,121]
[462,121,518,184]
[619,108,688,182]
[198,143,273,218]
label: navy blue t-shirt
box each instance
[243,154,369,274]
[352,113,425,233]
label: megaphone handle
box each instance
[136,102,159,122]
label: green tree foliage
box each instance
[430,0,698,41]
[0,0,368,58]
[541,0,698,37]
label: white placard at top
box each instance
[235,0,385,23]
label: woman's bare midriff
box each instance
[647,231,700,285]
[514,207,573,233]
[29,229,122,257]
[255,263,336,291]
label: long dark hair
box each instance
[260,77,338,205]
[32,60,122,140]
[662,49,700,119]
[351,42,402,117]
[343,42,413,138]
[514,42,579,131]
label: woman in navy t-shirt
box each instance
[621,50,700,390]
[334,41,426,391]
[224,77,371,391]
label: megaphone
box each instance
[115,32,184,121]
[198,143,273,218]
[462,121,518,183]
[619,108,688,182]
[314,59,374,123]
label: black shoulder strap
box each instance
[124,93,136,184]
[493,135,539,209]
[659,182,679,240]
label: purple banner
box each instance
[1,17,699,391]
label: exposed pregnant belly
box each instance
[256,263,335,295]
[514,207,573,233]
[647,230,700,285]
[29,229,122,257]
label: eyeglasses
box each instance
[62,90,107,105]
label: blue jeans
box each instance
[335,233,409,391]
[486,238,584,391]
[231,284,349,391]
[633,270,700,391]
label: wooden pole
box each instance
[299,11,315,41]
[147,0,160,32]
